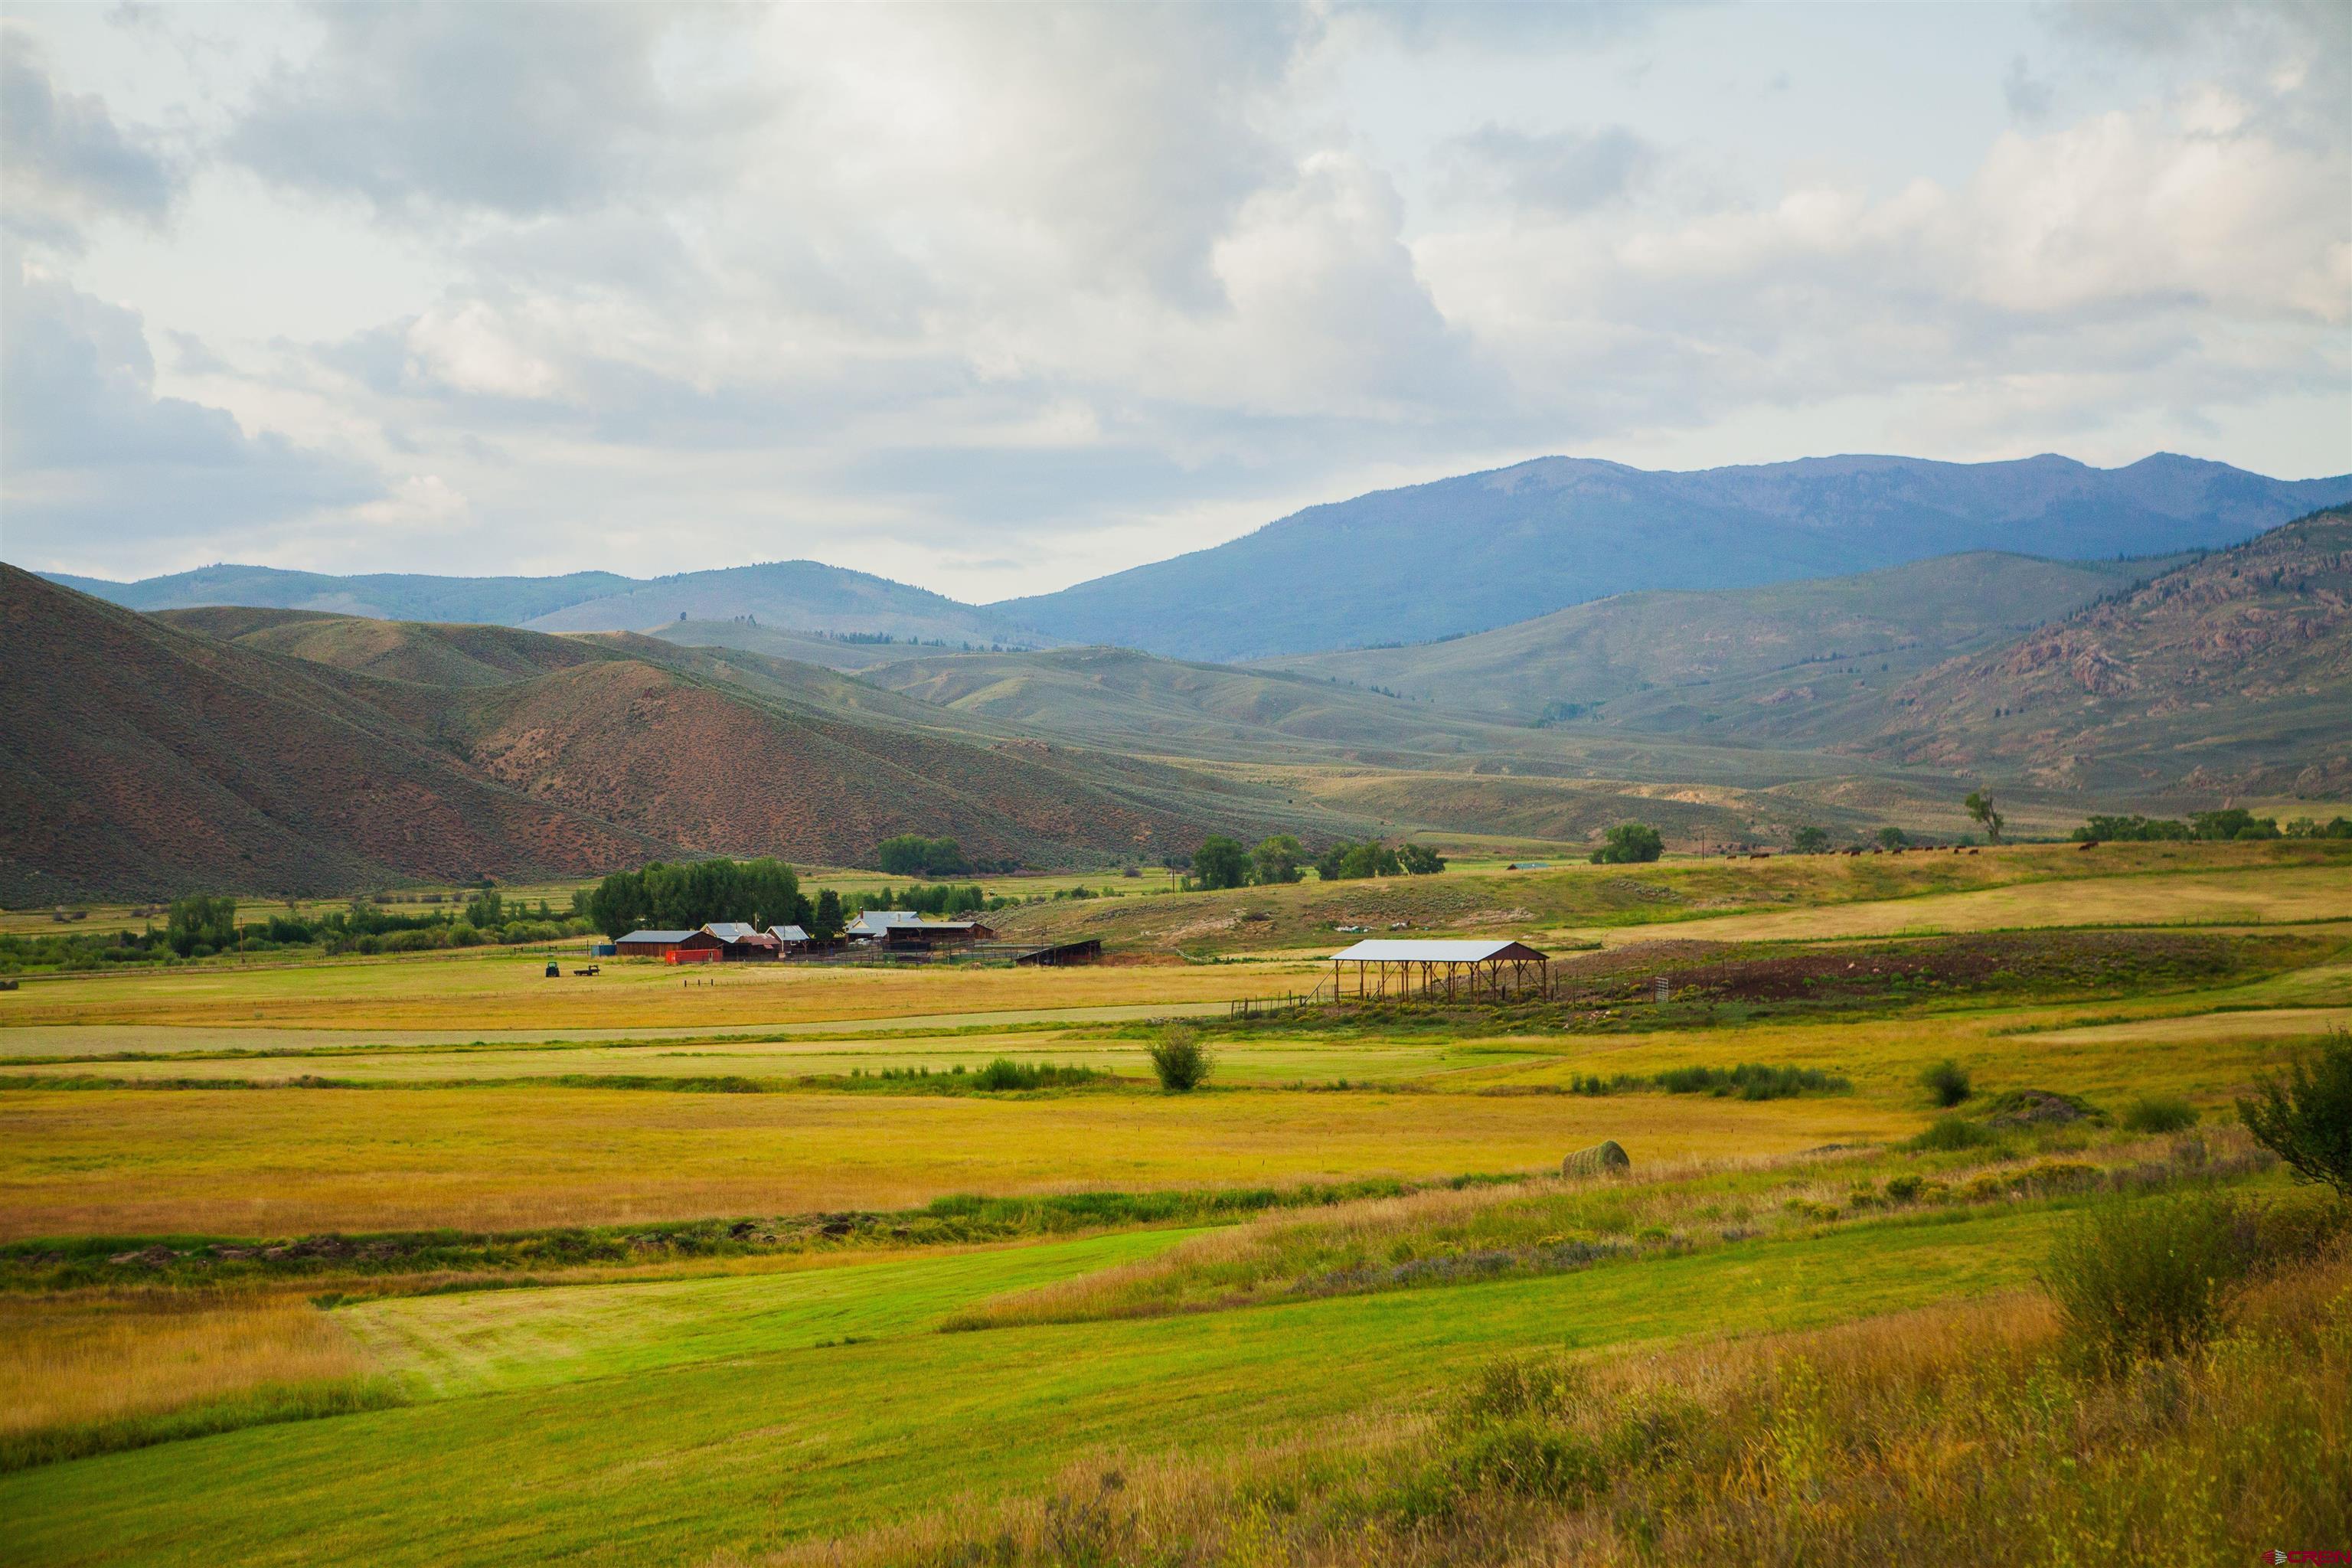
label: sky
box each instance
[2,1,2347,599]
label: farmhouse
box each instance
[1328,938,1551,1001]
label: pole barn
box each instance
[1326,939,1551,1002]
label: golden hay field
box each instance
[0,1084,1917,1240]
[0,951,1317,1033]
[1565,863,2352,946]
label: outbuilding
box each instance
[615,928,712,959]
[881,920,995,952]
[1327,938,1551,1002]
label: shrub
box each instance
[1148,1026,1214,1093]
[1920,1058,1972,1107]
[2122,1094,2200,1135]
[1906,1114,1997,1152]
[2040,1191,2256,1373]
[2236,1028,2352,1199]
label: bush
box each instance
[1920,1059,1972,1108]
[1147,1025,1214,1093]
[1906,1115,1997,1152]
[2041,1191,2256,1373]
[2122,1094,2200,1135]
[2236,1028,2352,1199]
[1589,823,1663,864]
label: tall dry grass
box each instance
[0,1287,399,1470]
[942,1132,2262,1330]
[761,1242,2352,1567]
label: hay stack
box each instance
[1560,1139,1630,1178]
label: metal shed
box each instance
[1327,938,1550,1001]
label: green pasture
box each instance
[5,1203,2063,1566]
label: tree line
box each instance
[1186,835,1445,890]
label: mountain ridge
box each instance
[997,452,2352,659]
[34,452,2350,662]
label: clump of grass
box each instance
[969,1059,1100,1092]
[1906,1115,1999,1152]
[1652,1063,1850,1100]
[2040,1190,2256,1374]
[2122,1094,2200,1134]
[1920,1057,1972,1107]
[1146,1025,1214,1094]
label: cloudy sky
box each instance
[2,2,2346,598]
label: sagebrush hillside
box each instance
[0,569,662,903]
[1874,505,2352,794]
[1,578,1328,899]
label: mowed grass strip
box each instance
[343,1228,1201,1398]
[1,1206,2061,1568]
[0,1086,1917,1240]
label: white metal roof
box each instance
[847,910,922,934]
[617,929,697,943]
[769,925,808,942]
[702,922,761,941]
[1328,939,1541,962]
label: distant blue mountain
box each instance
[993,452,2352,661]
[39,452,2352,661]
[41,560,1043,645]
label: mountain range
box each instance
[1000,452,2352,658]
[44,452,2351,663]
[9,455,2349,900]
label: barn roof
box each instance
[1328,939,1547,963]
[769,925,808,942]
[617,929,697,944]
[703,922,762,942]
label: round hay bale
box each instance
[1560,1139,1631,1179]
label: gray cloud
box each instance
[1439,123,1657,214]
[1,260,380,560]
[2003,55,2055,122]
[225,4,748,218]
[0,26,178,248]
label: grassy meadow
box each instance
[2,841,2347,1563]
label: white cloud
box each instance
[0,2,2344,592]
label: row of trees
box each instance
[582,858,810,939]
[2073,810,2350,842]
[1187,835,1446,890]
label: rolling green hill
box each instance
[1260,551,2177,728]
[642,619,973,671]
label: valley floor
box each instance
[2,843,2347,1564]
